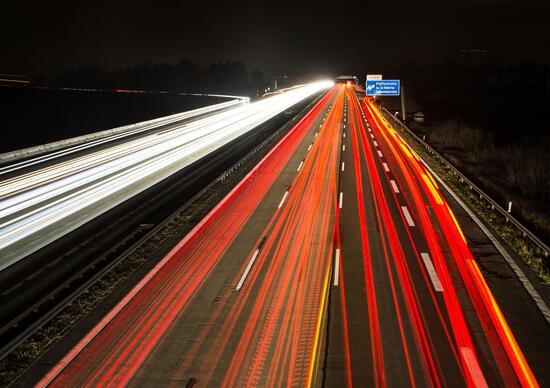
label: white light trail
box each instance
[0,81,333,270]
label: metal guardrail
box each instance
[381,106,550,258]
[0,97,247,164]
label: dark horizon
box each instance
[2,0,549,79]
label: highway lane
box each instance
[325,87,538,387]
[28,84,345,387]
[0,81,332,270]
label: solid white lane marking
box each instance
[341,162,345,172]
[278,191,289,208]
[421,253,443,292]
[236,249,260,291]
[339,192,343,209]
[308,144,312,151]
[390,179,400,193]
[377,150,383,158]
[383,162,390,172]
[297,161,304,171]
[460,347,488,388]
[342,145,346,151]
[374,141,378,147]
[333,248,341,286]
[401,206,415,226]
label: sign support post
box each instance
[400,86,406,122]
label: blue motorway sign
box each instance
[365,80,400,96]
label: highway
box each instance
[0,81,331,270]
[19,84,539,387]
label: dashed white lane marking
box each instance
[342,145,346,151]
[278,191,289,208]
[370,133,374,139]
[315,132,318,138]
[401,206,415,227]
[339,192,344,209]
[383,162,390,172]
[374,141,378,147]
[333,248,341,286]
[297,160,304,171]
[236,249,260,291]
[420,253,443,292]
[343,132,346,138]
[308,144,312,151]
[390,179,400,193]
[377,150,383,158]
[341,162,345,172]
[460,347,488,388]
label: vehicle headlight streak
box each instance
[0,98,246,176]
[0,81,333,270]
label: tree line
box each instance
[37,61,268,96]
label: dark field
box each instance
[381,85,550,244]
[0,86,226,153]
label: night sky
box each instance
[2,0,549,78]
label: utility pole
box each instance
[546,43,550,99]
[400,86,406,122]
